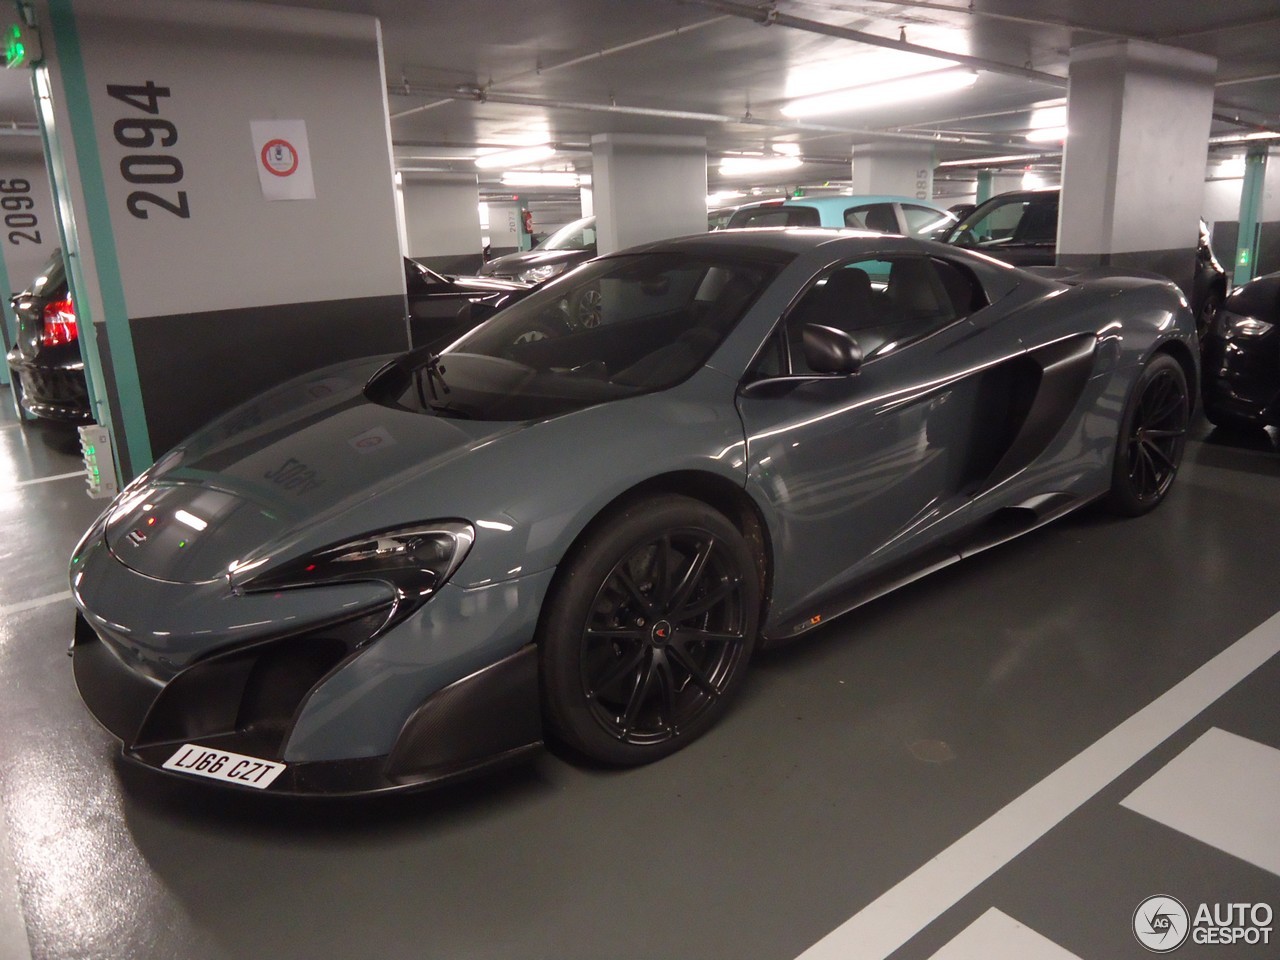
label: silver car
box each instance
[70,229,1198,795]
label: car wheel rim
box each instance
[1126,367,1188,503]
[579,529,748,745]
[577,288,602,327]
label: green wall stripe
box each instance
[0,231,13,389]
[47,0,152,474]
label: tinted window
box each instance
[952,195,1059,248]
[784,256,960,371]
[369,252,783,421]
[844,203,897,232]
[541,216,597,251]
[902,204,957,238]
[731,206,821,228]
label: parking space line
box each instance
[0,592,72,617]
[927,908,1083,960]
[2,471,83,489]
[795,608,1280,960]
[1121,727,1280,876]
[0,794,33,960]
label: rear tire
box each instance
[1105,353,1189,516]
[539,496,759,766]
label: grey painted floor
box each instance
[1,385,1278,960]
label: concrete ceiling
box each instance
[287,0,1280,197]
[7,1,1280,197]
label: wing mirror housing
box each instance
[802,323,862,375]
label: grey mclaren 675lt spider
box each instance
[70,229,1198,796]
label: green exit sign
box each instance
[4,20,39,68]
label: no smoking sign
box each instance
[250,120,315,200]
[260,139,299,177]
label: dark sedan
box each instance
[6,248,92,423]
[404,258,530,350]
[476,215,597,283]
[1201,271,1280,431]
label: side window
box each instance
[734,208,794,228]
[784,256,960,371]
[901,204,956,238]
[929,256,988,318]
[969,200,1026,243]
[844,203,897,233]
[782,206,822,227]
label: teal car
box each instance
[725,195,957,237]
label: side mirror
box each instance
[803,323,862,376]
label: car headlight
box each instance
[518,263,567,283]
[234,521,475,631]
[1215,310,1273,339]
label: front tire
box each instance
[1105,353,1189,516]
[539,496,760,766]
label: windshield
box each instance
[539,216,597,251]
[366,251,783,421]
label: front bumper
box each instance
[70,529,555,796]
[74,613,542,796]
[1200,334,1280,425]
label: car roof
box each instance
[621,227,924,259]
[785,194,950,211]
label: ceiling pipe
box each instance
[390,16,730,121]
[393,82,1057,152]
[807,0,1147,42]
[676,0,1069,87]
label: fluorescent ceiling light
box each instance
[1026,126,1068,142]
[719,154,803,177]
[475,144,555,169]
[500,171,580,187]
[708,190,746,206]
[1208,130,1280,145]
[937,152,1046,168]
[1026,105,1067,143]
[781,68,977,118]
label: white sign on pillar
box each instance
[250,119,316,201]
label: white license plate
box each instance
[163,743,286,790]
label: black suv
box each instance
[938,189,1227,337]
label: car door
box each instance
[736,252,1028,639]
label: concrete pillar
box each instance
[31,0,406,477]
[1058,39,1217,296]
[850,143,935,200]
[1232,146,1268,285]
[0,140,58,399]
[590,134,706,255]
[401,174,482,274]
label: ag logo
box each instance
[1134,895,1190,952]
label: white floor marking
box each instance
[2,470,83,488]
[795,608,1280,960]
[0,795,33,960]
[928,908,1083,960]
[1121,727,1280,877]
[0,592,72,617]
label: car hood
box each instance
[442,274,529,294]
[104,370,527,584]
[479,248,589,275]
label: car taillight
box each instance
[40,298,77,347]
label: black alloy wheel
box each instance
[1106,353,1189,516]
[540,496,759,766]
